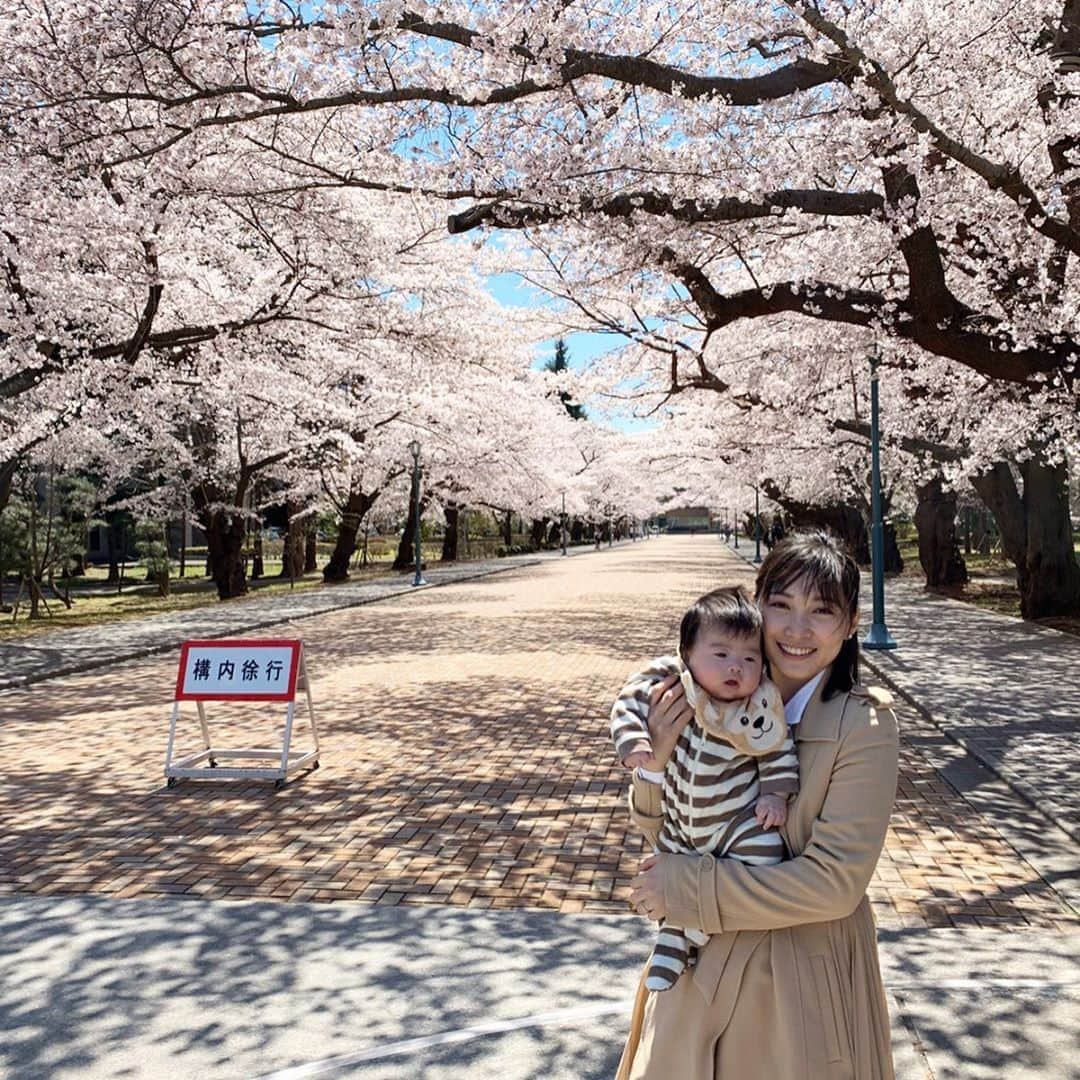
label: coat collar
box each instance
[793,668,845,743]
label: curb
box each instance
[0,540,644,693]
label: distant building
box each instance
[662,506,713,532]
[87,516,206,564]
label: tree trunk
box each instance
[973,452,1080,618]
[193,485,248,600]
[394,488,429,571]
[442,504,460,562]
[0,458,16,518]
[324,488,381,582]
[116,520,127,591]
[530,517,548,548]
[304,522,318,574]
[179,508,188,578]
[278,502,305,580]
[202,510,248,599]
[760,483,898,567]
[251,529,264,579]
[26,571,47,620]
[1021,455,1080,616]
[502,510,513,546]
[106,514,123,583]
[914,477,968,587]
[155,523,170,598]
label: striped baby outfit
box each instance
[611,656,798,991]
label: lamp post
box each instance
[863,350,897,650]
[560,491,568,557]
[752,485,762,564]
[733,511,740,548]
[408,439,427,587]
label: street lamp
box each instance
[408,439,427,587]
[752,485,762,565]
[733,510,740,548]
[863,350,897,650]
[560,491,568,557]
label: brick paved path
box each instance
[0,536,1073,932]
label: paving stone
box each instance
[0,536,1074,933]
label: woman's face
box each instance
[759,578,856,697]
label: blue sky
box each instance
[486,272,656,433]
[485,272,621,367]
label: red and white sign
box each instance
[174,639,302,701]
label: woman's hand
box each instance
[630,853,669,920]
[634,675,693,773]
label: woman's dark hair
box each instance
[679,585,762,661]
[753,530,860,699]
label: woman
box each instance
[617,531,899,1079]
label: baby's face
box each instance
[685,629,763,702]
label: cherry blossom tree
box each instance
[6,0,1080,613]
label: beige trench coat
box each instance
[616,675,899,1080]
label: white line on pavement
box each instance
[258,980,1080,1079]
[257,1000,631,1079]
[892,979,1080,991]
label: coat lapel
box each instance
[784,672,847,856]
[794,672,845,743]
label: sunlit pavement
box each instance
[0,536,1076,1077]
[0,548,599,690]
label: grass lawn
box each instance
[0,557,415,641]
[0,536,529,641]
[0,566,318,641]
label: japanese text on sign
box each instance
[175,641,301,701]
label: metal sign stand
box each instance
[165,640,320,788]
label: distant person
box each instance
[769,516,785,548]
[610,587,796,991]
[616,532,899,1079]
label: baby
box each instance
[610,586,798,991]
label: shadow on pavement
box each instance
[0,897,643,1079]
[879,927,1080,1079]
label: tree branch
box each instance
[447,187,882,233]
[797,2,1080,257]
[663,254,1078,385]
[830,417,963,462]
[880,162,959,324]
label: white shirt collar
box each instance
[784,670,826,727]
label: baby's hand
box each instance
[755,793,788,829]
[622,741,660,771]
